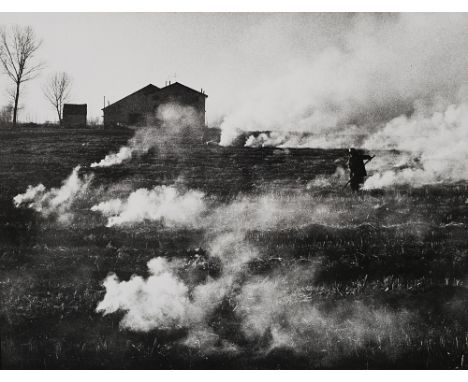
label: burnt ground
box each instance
[1,127,468,369]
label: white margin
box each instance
[0,0,468,13]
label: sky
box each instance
[0,13,467,131]
[0,13,310,123]
[0,13,375,124]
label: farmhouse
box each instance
[102,81,207,129]
[63,104,87,128]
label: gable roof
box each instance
[159,82,208,98]
[102,84,160,110]
[102,82,207,111]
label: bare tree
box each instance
[43,72,72,126]
[0,25,42,126]
[5,86,24,115]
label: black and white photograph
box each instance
[2,6,468,371]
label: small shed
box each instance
[63,104,87,128]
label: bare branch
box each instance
[21,62,45,83]
[43,71,72,125]
[0,25,42,126]
[0,29,20,82]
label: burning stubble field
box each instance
[2,128,468,369]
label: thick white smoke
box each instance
[97,230,259,338]
[97,257,192,331]
[13,184,47,207]
[90,103,201,168]
[90,185,206,228]
[13,166,93,223]
[95,186,417,352]
[86,139,426,354]
[97,232,414,354]
[90,186,345,231]
[243,129,366,149]
[90,147,133,168]
[95,190,334,335]
[219,14,468,147]
[364,101,468,188]
[216,14,468,188]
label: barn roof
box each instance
[63,104,87,114]
[102,84,160,110]
[102,82,207,111]
[159,82,208,98]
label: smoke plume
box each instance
[97,232,415,355]
[219,14,468,147]
[90,147,133,168]
[363,101,468,188]
[90,185,206,227]
[95,183,421,355]
[90,103,202,168]
[13,166,93,223]
[97,230,259,337]
[215,14,468,188]
[96,257,192,331]
[91,185,346,230]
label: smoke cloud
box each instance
[90,185,206,228]
[97,232,415,355]
[363,101,468,188]
[216,14,468,188]
[90,147,133,168]
[91,185,346,231]
[13,166,93,223]
[220,14,468,147]
[97,257,192,331]
[95,184,422,355]
[11,15,466,362]
[90,103,202,168]
[97,230,259,339]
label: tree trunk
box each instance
[13,82,20,127]
[57,106,62,127]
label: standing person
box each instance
[348,148,374,191]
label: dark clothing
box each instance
[350,177,364,191]
[348,154,372,191]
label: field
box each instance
[2,128,468,369]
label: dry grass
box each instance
[1,128,468,369]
